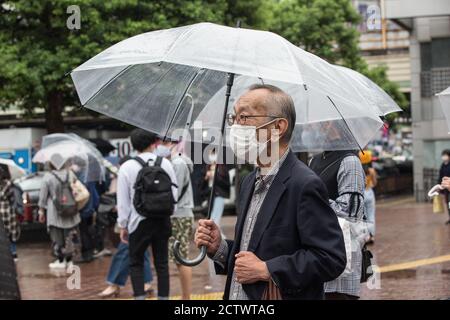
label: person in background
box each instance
[156,138,194,300]
[309,122,368,300]
[38,156,81,270]
[0,166,20,261]
[72,164,100,263]
[117,129,177,300]
[98,156,154,298]
[438,149,450,225]
[206,150,230,239]
[360,150,377,244]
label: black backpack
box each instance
[10,184,24,216]
[133,156,176,219]
[51,171,78,218]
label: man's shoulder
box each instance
[292,157,320,182]
[118,157,137,171]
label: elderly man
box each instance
[194,84,346,300]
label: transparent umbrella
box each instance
[334,65,402,117]
[32,141,104,183]
[196,71,401,152]
[40,133,106,182]
[437,87,450,132]
[70,22,388,266]
[0,159,26,180]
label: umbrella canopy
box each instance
[196,72,400,152]
[437,87,450,131]
[334,65,402,117]
[32,140,104,182]
[71,22,384,151]
[0,159,26,180]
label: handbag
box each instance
[261,279,282,300]
[432,195,444,214]
[70,176,90,210]
[360,245,373,283]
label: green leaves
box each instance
[0,0,406,131]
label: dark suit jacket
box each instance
[215,151,346,300]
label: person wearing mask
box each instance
[38,155,81,270]
[359,150,377,244]
[117,129,177,300]
[309,122,369,300]
[156,138,194,300]
[98,157,154,299]
[195,84,346,300]
[438,149,450,225]
[0,165,20,261]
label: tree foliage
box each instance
[0,0,407,133]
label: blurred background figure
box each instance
[156,138,194,300]
[206,150,230,240]
[360,150,378,244]
[38,156,81,271]
[98,155,153,299]
[0,165,21,261]
[438,149,450,225]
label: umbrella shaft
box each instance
[206,73,235,219]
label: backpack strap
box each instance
[51,170,70,184]
[50,171,63,184]
[177,182,189,202]
[154,156,163,167]
[133,157,148,168]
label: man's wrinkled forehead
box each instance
[234,90,266,113]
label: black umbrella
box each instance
[88,138,116,156]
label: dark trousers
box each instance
[129,217,171,298]
[325,292,359,300]
[79,216,95,259]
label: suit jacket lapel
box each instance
[234,172,256,250]
[247,151,296,252]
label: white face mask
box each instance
[229,119,279,163]
[155,145,172,158]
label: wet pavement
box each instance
[15,196,450,300]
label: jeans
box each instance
[106,241,153,287]
[210,196,225,225]
[9,241,16,256]
[129,218,171,298]
[364,188,376,236]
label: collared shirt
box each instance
[116,152,178,234]
[212,149,289,300]
[325,155,368,297]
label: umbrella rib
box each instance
[327,95,363,152]
[162,68,204,140]
[81,65,133,106]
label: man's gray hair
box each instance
[247,83,296,143]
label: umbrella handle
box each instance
[172,241,207,267]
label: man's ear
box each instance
[277,118,289,139]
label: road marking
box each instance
[378,254,450,273]
[159,254,450,300]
